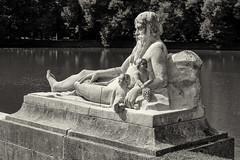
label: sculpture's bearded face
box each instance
[135,23,147,41]
[132,12,163,60]
[134,11,163,42]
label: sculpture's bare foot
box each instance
[46,70,57,92]
[119,104,125,113]
[114,103,120,113]
[114,103,125,114]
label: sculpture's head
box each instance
[118,74,131,87]
[134,11,163,39]
[136,58,148,70]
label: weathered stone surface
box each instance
[161,150,232,160]
[0,93,234,160]
[191,137,235,159]
[64,136,157,160]
[20,93,204,127]
[0,140,60,160]
[167,50,202,109]
[0,119,64,158]
[137,89,170,111]
[0,112,8,120]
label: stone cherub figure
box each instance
[46,11,169,109]
[110,74,131,113]
[134,58,153,102]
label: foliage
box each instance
[1,0,39,39]
[99,0,150,47]
[61,0,84,40]
[78,0,111,40]
[149,0,203,42]
[0,0,7,40]
[35,0,66,40]
[233,0,240,40]
[0,0,240,45]
[199,0,236,45]
[182,0,203,41]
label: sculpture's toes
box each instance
[46,70,56,80]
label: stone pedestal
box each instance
[0,93,234,160]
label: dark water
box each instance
[0,48,239,158]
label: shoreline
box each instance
[0,39,240,50]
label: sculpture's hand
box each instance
[89,71,100,83]
[124,86,141,108]
[78,71,100,84]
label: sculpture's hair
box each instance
[134,11,163,36]
[118,74,130,86]
[136,58,148,69]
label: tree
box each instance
[199,0,236,45]
[100,0,149,47]
[2,0,39,39]
[78,0,111,40]
[0,0,7,40]
[61,0,84,40]
[36,0,66,40]
[233,0,240,41]
[149,0,187,41]
[182,0,203,41]
[149,0,203,42]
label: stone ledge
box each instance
[4,109,229,158]
[0,139,60,160]
[0,92,233,159]
[190,137,234,159]
[0,119,64,158]
[23,92,205,127]
[0,112,8,120]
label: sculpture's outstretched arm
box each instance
[80,55,131,83]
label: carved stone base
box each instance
[0,93,234,160]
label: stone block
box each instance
[68,115,157,148]
[0,112,8,120]
[191,137,234,159]
[63,136,157,160]
[20,93,204,128]
[0,119,64,158]
[0,139,60,160]
[8,103,77,134]
[0,92,234,160]
[167,50,202,109]
[154,118,218,145]
[24,93,90,115]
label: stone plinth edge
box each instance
[21,92,205,127]
[0,92,234,160]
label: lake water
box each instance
[0,48,239,158]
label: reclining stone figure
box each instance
[46,11,202,111]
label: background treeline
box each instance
[0,0,240,47]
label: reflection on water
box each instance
[0,48,240,158]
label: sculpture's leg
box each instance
[74,82,112,105]
[46,70,94,92]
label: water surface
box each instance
[0,48,239,158]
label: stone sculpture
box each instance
[134,58,153,102]
[0,11,233,160]
[110,74,131,113]
[46,11,202,111]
